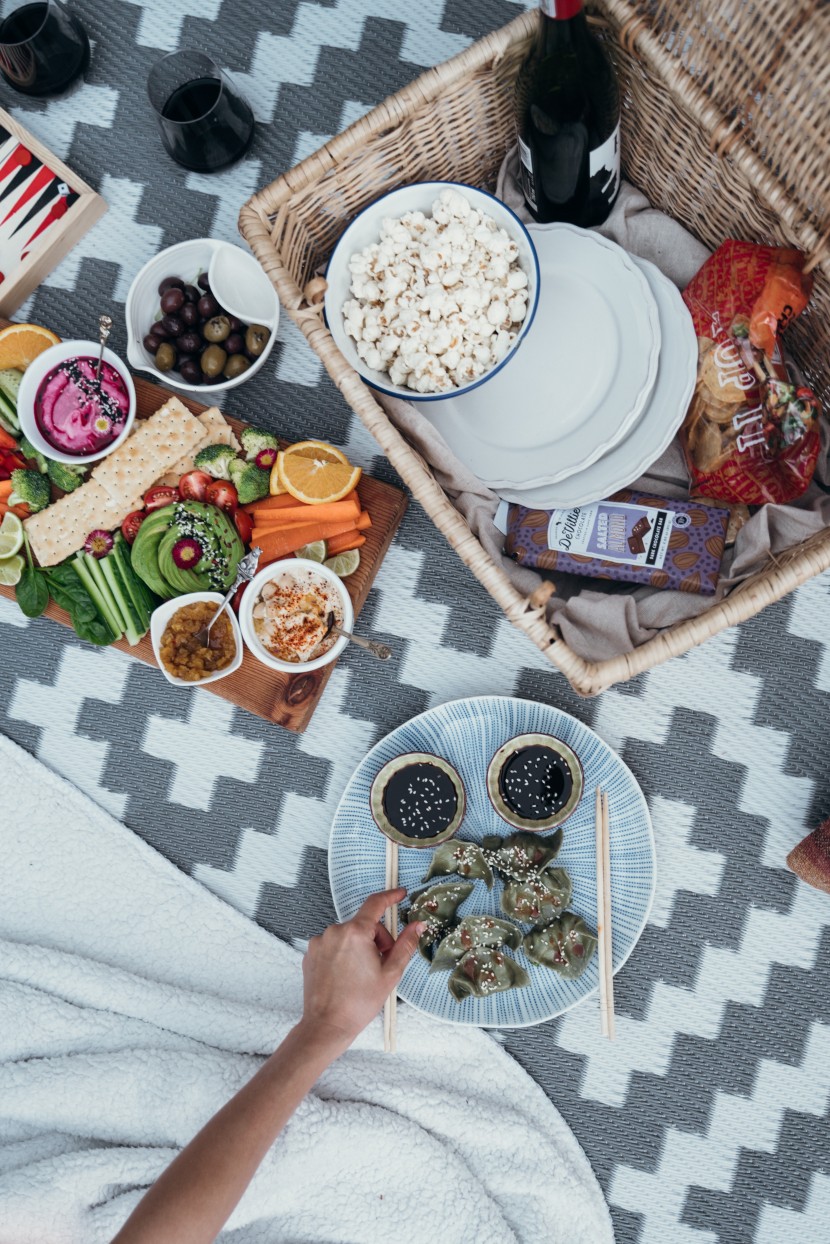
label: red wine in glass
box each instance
[149,52,254,173]
[0,0,89,96]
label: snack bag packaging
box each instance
[680,241,821,504]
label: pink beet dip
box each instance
[35,356,130,456]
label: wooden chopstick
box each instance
[595,788,616,1040]
[383,837,398,1053]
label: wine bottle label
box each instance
[589,123,621,205]
[540,0,583,17]
[518,136,538,211]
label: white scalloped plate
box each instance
[330,696,655,1029]
[422,224,661,489]
[498,256,697,508]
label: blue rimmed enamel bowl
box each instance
[329,695,655,1028]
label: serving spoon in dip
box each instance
[325,611,392,661]
[95,314,113,385]
[193,547,262,648]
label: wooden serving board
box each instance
[2,377,408,733]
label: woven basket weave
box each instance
[240,0,830,697]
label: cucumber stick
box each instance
[73,554,123,640]
[100,555,143,645]
[112,534,155,631]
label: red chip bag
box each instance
[681,241,821,504]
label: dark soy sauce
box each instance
[382,763,458,840]
[499,745,571,820]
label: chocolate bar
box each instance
[503,489,729,595]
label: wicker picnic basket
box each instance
[239,0,830,696]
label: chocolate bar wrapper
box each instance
[503,490,729,595]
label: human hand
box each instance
[298,888,424,1052]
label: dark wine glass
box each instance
[0,0,89,96]
[147,51,254,174]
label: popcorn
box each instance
[343,189,529,394]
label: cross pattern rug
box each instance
[1,3,829,1241]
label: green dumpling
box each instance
[523,912,597,979]
[500,868,573,926]
[487,829,564,881]
[448,947,530,1002]
[404,881,474,958]
[423,840,494,888]
[430,914,521,972]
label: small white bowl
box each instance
[239,558,353,674]
[150,591,243,688]
[124,237,279,394]
[324,180,540,403]
[17,340,136,466]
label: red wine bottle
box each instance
[517,0,620,227]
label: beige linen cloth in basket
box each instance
[377,149,830,661]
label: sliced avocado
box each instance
[157,502,243,594]
[158,525,212,595]
[130,505,177,600]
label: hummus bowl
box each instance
[239,558,353,674]
[17,340,136,466]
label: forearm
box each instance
[112,1022,346,1244]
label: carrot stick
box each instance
[354,510,372,531]
[325,531,367,556]
[252,517,361,559]
[246,499,361,528]
[0,429,19,452]
[244,489,360,516]
[0,480,13,500]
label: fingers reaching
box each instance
[355,887,407,925]
[383,920,425,978]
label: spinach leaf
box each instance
[43,562,116,647]
[15,564,49,618]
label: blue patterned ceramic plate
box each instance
[329,696,655,1028]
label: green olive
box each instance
[155,342,176,372]
[200,344,228,379]
[224,353,251,380]
[245,324,270,358]
[203,315,231,343]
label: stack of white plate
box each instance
[423,223,697,510]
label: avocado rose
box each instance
[130,500,244,600]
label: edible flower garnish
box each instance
[172,536,203,569]
[255,447,278,471]
[84,529,114,559]
[93,414,113,436]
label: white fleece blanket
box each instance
[0,732,613,1244]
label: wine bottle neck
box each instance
[540,0,584,18]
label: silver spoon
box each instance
[326,610,392,661]
[193,546,262,647]
[95,314,113,384]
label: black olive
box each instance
[161,314,183,336]
[158,276,184,295]
[176,330,203,355]
[155,342,176,372]
[150,319,172,339]
[160,287,185,314]
[200,344,228,378]
[224,354,251,380]
[225,332,246,356]
[179,358,203,385]
[143,333,160,354]
[197,272,212,290]
[183,283,200,303]
[226,315,243,333]
[180,301,200,328]
[245,324,270,358]
[197,293,219,319]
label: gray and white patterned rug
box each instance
[1,3,829,1242]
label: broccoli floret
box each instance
[47,458,86,493]
[240,427,278,461]
[194,443,238,478]
[228,459,270,505]
[19,436,48,473]
[9,468,50,513]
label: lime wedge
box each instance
[0,553,24,586]
[296,540,327,563]
[0,512,23,559]
[324,549,361,578]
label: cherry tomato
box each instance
[233,507,253,544]
[231,581,249,614]
[205,480,238,513]
[121,510,146,544]
[143,485,180,512]
[178,469,212,501]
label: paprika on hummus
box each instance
[35,356,130,456]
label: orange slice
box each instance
[282,439,351,467]
[276,446,361,504]
[0,323,60,370]
[268,460,287,495]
